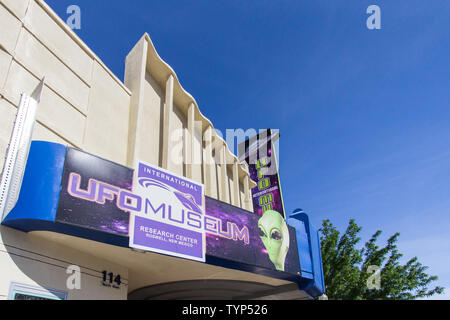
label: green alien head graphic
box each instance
[258,210,290,271]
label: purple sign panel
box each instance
[238,129,286,219]
[56,147,300,274]
[205,197,300,274]
[128,160,206,262]
[56,148,131,236]
[131,215,203,260]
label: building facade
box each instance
[0,0,324,300]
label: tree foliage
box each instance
[319,219,444,300]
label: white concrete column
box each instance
[186,102,194,179]
[203,126,214,197]
[124,37,148,167]
[162,74,174,170]
[243,174,250,211]
[232,161,240,207]
[218,144,228,202]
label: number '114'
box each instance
[102,271,121,286]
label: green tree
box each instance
[319,219,444,300]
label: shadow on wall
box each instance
[0,226,72,299]
[0,225,126,300]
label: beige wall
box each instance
[140,71,164,167]
[170,103,187,176]
[0,226,128,300]
[0,0,132,168]
[0,0,260,300]
[0,0,254,210]
[0,0,132,299]
[124,34,255,211]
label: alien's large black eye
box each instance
[271,230,282,241]
[258,227,266,238]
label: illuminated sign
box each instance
[55,147,300,273]
[205,196,300,273]
[3,142,330,295]
[239,129,286,219]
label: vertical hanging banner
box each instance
[128,160,206,262]
[238,129,286,219]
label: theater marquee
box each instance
[3,142,321,284]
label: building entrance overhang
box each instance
[2,141,324,299]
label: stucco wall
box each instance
[0,0,130,300]
[0,226,128,300]
[0,0,255,210]
[0,0,132,168]
[0,0,260,300]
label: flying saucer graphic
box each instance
[138,177,202,214]
[139,177,170,191]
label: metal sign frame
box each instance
[0,79,44,221]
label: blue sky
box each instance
[47,0,450,298]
